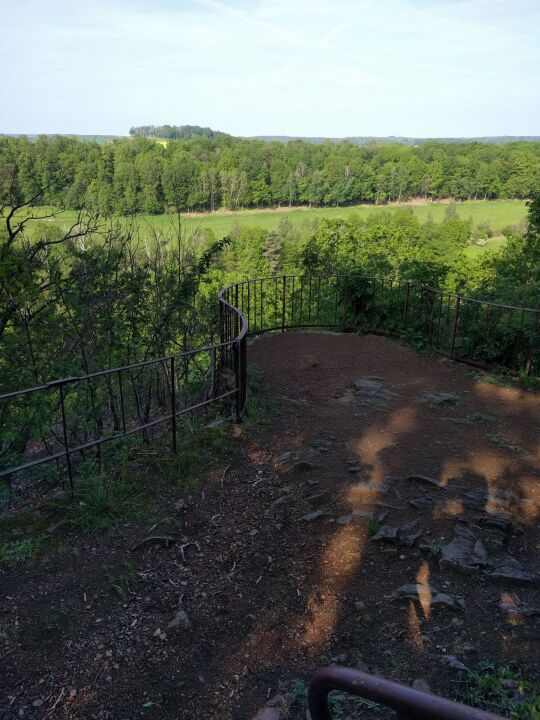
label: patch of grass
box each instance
[29,200,527,240]
[0,537,41,565]
[468,412,499,423]
[456,662,540,719]
[103,559,136,593]
[488,434,521,453]
[479,370,540,393]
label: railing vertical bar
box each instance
[58,383,74,496]
[170,356,177,453]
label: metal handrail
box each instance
[1,275,538,493]
[308,666,508,720]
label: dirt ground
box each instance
[1,333,540,720]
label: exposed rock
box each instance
[276,451,294,464]
[372,525,399,543]
[440,655,469,673]
[412,679,432,694]
[249,695,288,720]
[302,509,332,522]
[440,523,488,572]
[394,583,465,610]
[406,474,444,489]
[265,495,291,517]
[166,609,191,632]
[500,599,540,618]
[401,530,423,547]
[354,509,374,519]
[353,377,398,412]
[307,491,331,506]
[409,496,436,510]
[336,515,353,525]
[423,391,461,407]
[489,556,539,585]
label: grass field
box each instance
[25,199,526,250]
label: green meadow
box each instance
[27,199,527,252]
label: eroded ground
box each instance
[1,333,540,719]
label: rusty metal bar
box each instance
[308,666,507,720]
[170,356,177,453]
[58,382,74,496]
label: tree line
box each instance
[1,133,539,215]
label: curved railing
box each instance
[222,274,539,374]
[1,275,538,496]
[0,291,247,496]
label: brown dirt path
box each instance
[1,333,540,720]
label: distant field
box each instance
[463,235,508,257]
[24,199,526,250]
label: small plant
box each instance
[0,537,41,565]
[468,412,499,423]
[424,539,443,557]
[456,662,540,719]
[367,519,380,538]
[488,434,520,453]
[290,678,307,705]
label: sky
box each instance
[2,0,539,138]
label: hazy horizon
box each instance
[2,0,539,137]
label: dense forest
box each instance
[1,133,539,215]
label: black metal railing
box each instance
[225,275,539,374]
[1,275,538,495]
[0,291,247,494]
[308,666,507,720]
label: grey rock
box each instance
[353,509,374,519]
[412,679,432,694]
[402,530,423,547]
[489,556,539,585]
[265,495,291,517]
[407,474,444,489]
[336,515,353,525]
[441,523,489,572]
[302,509,333,522]
[409,496,436,510]
[353,377,398,412]
[372,525,399,542]
[423,391,462,407]
[500,600,540,618]
[166,609,191,632]
[307,491,331,506]
[440,655,469,673]
[394,583,465,610]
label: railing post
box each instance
[525,311,539,376]
[241,332,247,412]
[281,276,286,332]
[170,356,177,453]
[58,382,74,497]
[234,340,242,423]
[450,296,461,355]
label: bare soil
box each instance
[1,333,540,720]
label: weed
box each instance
[456,662,540,719]
[424,538,443,557]
[103,560,136,592]
[367,519,380,537]
[488,434,520,452]
[468,412,499,423]
[0,537,41,565]
[290,678,307,705]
